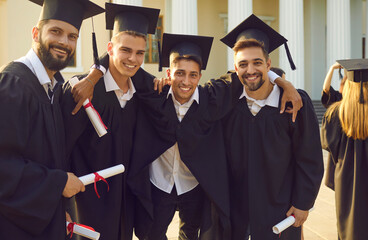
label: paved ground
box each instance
[134,150,338,240]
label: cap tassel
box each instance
[284,42,296,70]
[92,18,100,68]
[157,40,162,72]
[360,80,364,104]
[339,68,343,80]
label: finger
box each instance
[292,108,298,122]
[280,98,286,114]
[153,79,158,91]
[159,80,163,94]
[72,100,84,115]
[286,208,293,217]
[80,183,85,192]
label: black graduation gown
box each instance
[321,87,343,190]
[128,69,233,240]
[321,110,368,240]
[61,75,138,240]
[222,73,324,240]
[0,62,68,240]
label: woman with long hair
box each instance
[321,59,368,240]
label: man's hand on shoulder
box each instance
[277,79,303,122]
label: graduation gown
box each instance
[321,87,343,190]
[128,69,233,240]
[321,110,368,240]
[222,73,324,240]
[61,74,138,240]
[0,62,68,240]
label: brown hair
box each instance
[325,80,368,140]
[233,39,269,60]
[170,54,202,72]
[111,30,147,43]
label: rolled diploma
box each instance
[272,207,314,234]
[79,164,125,186]
[272,215,295,234]
[68,77,107,137]
[66,221,100,240]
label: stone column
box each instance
[279,0,304,89]
[326,0,350,89]
[171,0,198,34]
[226,0,252,70]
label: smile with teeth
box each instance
[124,63,136,69]
[180,86,191,92]
[245,74,260,81]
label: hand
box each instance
[153,77,171,94]
[280,81,303,122]
[62,172,85,198]
[286,206,309,227]
[331,62,342,70]
[66,212,73,234]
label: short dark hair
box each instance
[270,67,285,77]
[170,54,202,72]
[233,39,269,60]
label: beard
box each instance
[37,36,75,71]
[241,72,265,91]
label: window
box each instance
[145,15,163,64]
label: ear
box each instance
[266,58,271,71]
[107,42,113,56]
[166,68,171,78]
[234,63,238,72]
[32,26,40,43]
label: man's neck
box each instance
[109,63,130,93]
[245,78,274,100]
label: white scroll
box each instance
[78,164,125,186]
[68,77,107,137]
[272,207,314,234]
[66,221,100,240]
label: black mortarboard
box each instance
[221,14,296,70]
[29,0,104,30]
[337,59,368,103]
[105,3,160,35]
[161,33,213,70]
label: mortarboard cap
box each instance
[105,3,160,36]
[221,14,296,70]
[161,33,213,70]
[29,0,104,30]
[337,59,368,103]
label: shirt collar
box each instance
[104,69,136,95]
[18,49,53,86]
[167,86,199,106]
[239,84,280,108]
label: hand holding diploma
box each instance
[69,77,107,137]
[272,206,312,234]
[78,164,125,198]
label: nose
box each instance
[182,74,190,85]
[58,34,68,46]
[128,53,137,62]
[247,63,256,74]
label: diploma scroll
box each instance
[66,221,100,240]
[79,164,125,186]
[68,77,107,137]
[272,207,314,234]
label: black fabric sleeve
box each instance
[321,86,342,109]
[290,90,324,210]
[0,73,68,235]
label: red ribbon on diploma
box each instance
[67,222,75,238]
[67,222,96,238]
[93,172,110,198]
[84,102,108,130]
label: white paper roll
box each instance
[66,221,100,240]
[272,215,295,234]
[68,77,107,137]
[79,164,125,186]
[272,207,314,234]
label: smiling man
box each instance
[220,15,324,240]
[0,0,103,239]
[61,3,160,240]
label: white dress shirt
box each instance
[239,84,280,115]
[104,69,136,108]
[149,87,200,195]
[15,49,57,102]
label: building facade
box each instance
[1,0,367,99]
